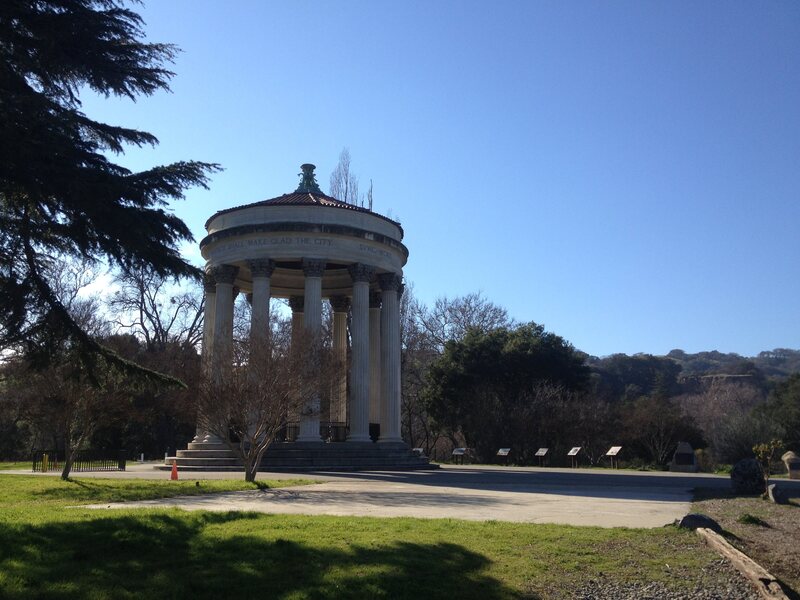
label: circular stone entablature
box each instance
[200,164,408,297]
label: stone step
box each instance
[261,456,427,466]
[156,464,245,472]
[265,453,424,462]
[186,442,230,451]
[176,449,238,459]
[156,463,438,473]
[169,457,242,467]
[159,439,437,472]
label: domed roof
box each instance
[205,163,402,234]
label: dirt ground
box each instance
[692,483,800,597]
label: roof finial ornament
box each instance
[295,163,322,193]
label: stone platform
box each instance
[159,440,436,472]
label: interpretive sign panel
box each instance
[535,448,549,457]
[452,447,468,465]
[606,445,622,469]
[567,447,581,456]
[497,448,511,457]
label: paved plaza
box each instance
[48,463,778,528]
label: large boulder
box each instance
[676,513,722,532]
[782,451,800,480]
[767,483,789,505]
[730,458,766,495]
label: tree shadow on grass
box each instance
[31,478,158,503]
[29,478,269,504]
[0,512,525,599]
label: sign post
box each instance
[567,447,582,468]
[496,448,511,465]
[606,446,622,469]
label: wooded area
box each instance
[1,265,798,473]
[1,1,797,476]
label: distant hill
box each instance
[581,348,799,399]
[664,348,800,380]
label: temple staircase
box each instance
[159,440,436,472]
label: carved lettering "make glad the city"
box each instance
[208,236,334,258]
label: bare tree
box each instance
[22,346,131,479]
[678,380,772,463]
[9,259,134,479]
[625,396,702,465]
[400,285,436,454]
[417,291,514,352]
[197,326,342,482]
[329,148,361,206]
[109,267,204,352]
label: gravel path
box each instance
[693,487,800,595]
[573,559,759,599]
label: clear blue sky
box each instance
[81,1,800,358]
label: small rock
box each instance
[730,458,766,495]
[767,483,788,505]
[677,513,722,532]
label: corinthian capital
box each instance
[302,258,326,278]
[329,295,351,313]
[348,263,374,283]
[212,264,239,285]
[378,272,401,292]
[248,259,275,278]
[203,271,216,293]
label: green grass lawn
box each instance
[0,461,31,471]
[0,474,728,599]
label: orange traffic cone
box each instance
[170,459,178,481]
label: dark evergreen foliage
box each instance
[590,353,683,402]
[0,0,218,374]
[423,323,589,461]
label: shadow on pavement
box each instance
[301,466,800,503]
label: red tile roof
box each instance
[206,192,402,233]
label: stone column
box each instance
[329,296,350,425]
[205,264,238,443]
[248,259,275,353]
[369,291,382,435]
[201,271,217,375]
[211,264,239,376]
[194,271,217,443]
[378,272,403,444]
[287,295,304,430]
[296,258,325,443]
[347,263,373,442]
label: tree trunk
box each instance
[61,449,74,480]
[244,461,257,483]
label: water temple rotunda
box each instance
[166,164,432,471]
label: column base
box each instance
[297,414,321,443]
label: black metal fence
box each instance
[32,450,127,472]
